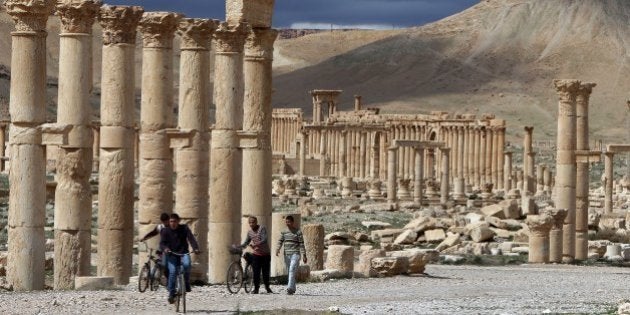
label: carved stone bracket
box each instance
[98,5,144,45]
[56,0,102,34]
[139,11,182,48]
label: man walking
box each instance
[160,213,200,304]
[275,215,307,295]
[241,216,273,294]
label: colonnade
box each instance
[5,0,277,291]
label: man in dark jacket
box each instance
[160,213,200,304]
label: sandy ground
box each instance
[1,263,629,314]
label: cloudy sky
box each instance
[106,0,478,29]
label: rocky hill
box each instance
[1,0,629,142]
[273,0,630,142]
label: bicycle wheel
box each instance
[150,264,162,291]
[138,264,150,293]
[175,272,186,313]
[226,261,243,294]
[243,263,254,293]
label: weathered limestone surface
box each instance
[325,245,354,274]
[175,17,218,283]
[208,22,248,284]
[96,5,143,285]
[575,83,595,260]
[302,224,325,271]
[554,79,580,263]
[527,214,553,263]
[5,0,56,291]
[371,256,409,277]
[541,208,568,263]
[53,0,101,290]
[357,249,385,277]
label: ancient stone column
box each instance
[138,12,181,280]
[440,148,450,205]
[175,18,218,283]
[91,123,100,172]
[523,126,534,195]
[497,126,505,190]
[553,79,580,263]
[480,128,487,185]
[463,127,470,187]
[302,224,324,271]
[527,152,536,194]
[298,132,306,176]
[340,130,347,177]
[504,152,513,192]
[96,5,143,285]
[491,127,499,188]
[575,82,595,260]
[485,126,493,186]
[370,133,380,179]
[604,152,614,214]
[454,127,465,198]
[414,148,424,204]
[526,215,553,263]
[319,130,327,176]
[5,0,55,291]
[473,128,480,188]
[544,167,552,194]
[53,0,101,290]
[387,147,398,204]
[541,208,567,263]
[209,22,248,284]
[359,132,366,179]
[536,164,545,195]
[516,169,524,192]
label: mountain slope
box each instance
[273,0,630,141]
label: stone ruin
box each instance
[1,0,630,293]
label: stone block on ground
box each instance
[481,204,505,219]
[423,229,446,242]
[325,245,354,274]
[393,229,418,245]
[296,264,311,282]
[362,221,391,229]
[75,276,115,290]
[357,249,386,277]
[388,249,435,274]
[370,256,409,277]
[436,232,461,252]
[468,222,495,243]
[309,269,352,281]
[371,229,404,243]
[360,203,394,212]
[500,199,521,219]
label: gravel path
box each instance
[1,264,629,314]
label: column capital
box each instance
[577,82,596,97]
[177,18,219,50]
[526,215,553,237]
[98,5,144,45]
[213,22,249,54]
[524,126,534,134]
[56,0,102,34]
[540,208,567,230]
[553,79,580,103]
[139,12,182,48]
[245,28,278,61]
[5,0,55,33]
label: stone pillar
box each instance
[516,169,524,192]
[527,152,536,194]
[526,215,553,264]
[414,148,424,204]
[541,208,568,263]
[454,127,465,198]
[463,127,469,187]
[53,0,101,290]
[504,152,513,192]
[370,133,380,179]
[485,126,493,186]
[523,126,534,195]
[270,212,300,277]
[302,224,324,271]
[138,12,181,282]
[473,128,480,188]
[5,0,56,291]
[575,82,595,260]
[553,79,580,263]
[536,164,545,195]
[298,132,306,176]
[96,5,143,285]
[492,127,499,188]
[92,124,100,172]
[175,18,218,283]
[480,128,487,185]
[319,130,327,176]
[359,132,366,179]
[340,130,347,177]
[208,22,248,284]
[544,167,552,194]
[604,152,614,214]
[440,148,450,205]
[497,126,505,190]
[387,147,398,204]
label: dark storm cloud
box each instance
[105,0,478,28]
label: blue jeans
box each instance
[166,253,191,297]
[284,253,300,292]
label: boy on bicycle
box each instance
[160,213,200,304]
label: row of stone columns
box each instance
[6,0,277,290]
[271,116,301,154]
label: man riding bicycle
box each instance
[160,213,200,304]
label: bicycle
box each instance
[226,245,254,294]
[138,246,166,292]
[168,252,189,313]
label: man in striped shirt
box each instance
[275,215,307,295]
[241,216,272,294]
